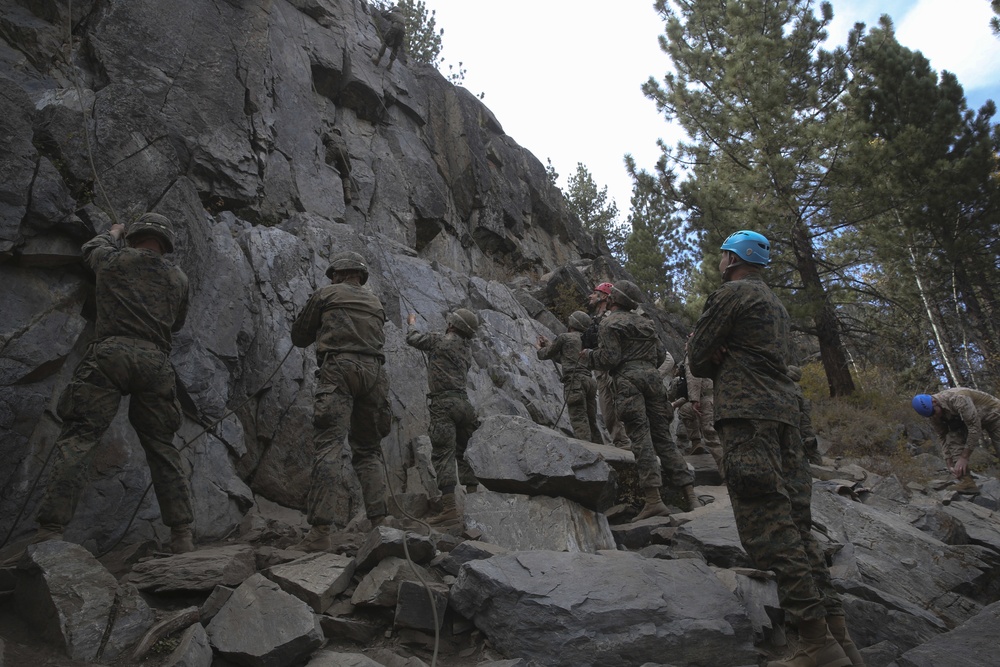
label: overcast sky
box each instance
[419,0,1000,216]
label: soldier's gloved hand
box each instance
[536,335,547,349]
[407,313,416,326]
[692,401,702,415]
[110,223,126,239]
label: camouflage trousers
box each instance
[597,370,629,447]
[942,412,1000,467]
[564,373,602,444]
[37,337,192,528]
[309,352,390,525]
[718,418,844,624]
[613,367,693,491]
[678,398,721,448]
[428,391,480,490]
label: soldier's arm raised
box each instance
[291,292,322,348]
[81,224,125,270]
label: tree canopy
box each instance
[636,0,1000,396]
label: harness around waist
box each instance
[323,350,385,364]
[616,360,655,373]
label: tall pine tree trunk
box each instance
[908,244,961,385]
[953,263,1000,381]
[790,223,855,396]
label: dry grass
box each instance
[802,363,938,485]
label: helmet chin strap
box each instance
[721,253,742,282]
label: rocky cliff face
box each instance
[0,0,681,549]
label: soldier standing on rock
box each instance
[672,335,724,477]
[34,213,196,555]
[373,3,406,70]
[406,308,481,531]
[688,230,862,667]
[322,129,353,205]
[583,282,631,450]
[788,365,822,466]
[291,251,395,551]
[536,311,602,444]
[582,280,700,519]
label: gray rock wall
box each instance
[0,0,626,550]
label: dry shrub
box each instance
[803,362,913,462]
[550,282,582,323]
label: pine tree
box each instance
[644,0,858,396]
[563,163,628,262]
[374,1,469,87]
[992,0,1000,36]
[844,17,1000,389]
[622,155,693,305]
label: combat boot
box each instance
[634,487,671,521]
[170,524,195,554]
[293,524,332,552]
[683,485,703,510]
[954,476,979,494]
[427,493,461,530]
[768,618,852,667]
[826,615,865,666]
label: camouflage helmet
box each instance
[126,213,174,253]
[447,308,479,338]
[610,280,643,311]
[568,310,592,332]
[326,251,369,284]
[787,365,802,382]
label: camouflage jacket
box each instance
[82,232,189,351]
[405,327,471,395]
[930,387,1000,449]
[688,274,798,425]
[537,331,589,379]
[291,283,386,361]
[585,310,666,374]
[795,384,816,443]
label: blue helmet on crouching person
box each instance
[912,394,934,417]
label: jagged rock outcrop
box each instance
[4,3,1000,667]
[0,0,650,552]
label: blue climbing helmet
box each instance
[720,230,770,266]
[912,394,934,417]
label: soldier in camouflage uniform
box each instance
[373,4,406,69]
[35,213,195,554]
[912,388,1000,493]
[323,129,353,205]
[537,311,602,444]
[583,280,699,519]
[292,251,393,550]
[673,337,724,475]
[689,231,858,667]
[584,282,631,449]
[788,366,822,466]
[406,308,481,529]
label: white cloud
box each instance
[896,0,1000,90]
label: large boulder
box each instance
[13,541,155,662]
[465,415,621,512]
[450,550,756,667]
